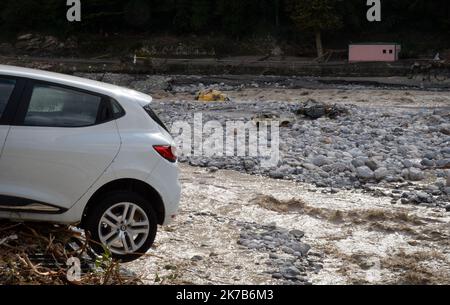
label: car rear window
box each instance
[144,106,169,132]
[0,78,16,119]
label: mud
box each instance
[126,165,450,285]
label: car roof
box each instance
[0,65,152,105]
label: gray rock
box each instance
[269,253,279,259]
[349,148,364,158]
[440,123,450,135]
[302,163,318,171]
[365,159,380,171]
[401,193,419,205]
[208,167,219,173]
[311,155,331,167]
[352,157,368,168]
[402,159,415,168]
[436,159,450,169]
[321,164,333,172]
[281,246,295,255]
[388,176,401,183]
[331,162,353,173]
[424,152,437,160]
[272,273,283,279]
[191,255,204,262]
[291,243,311,256]
[263,235,274,241]
[269,170,285,179]
[266,222,277,230]
[289,230,305,239]
[281,266,301,279]
[356,166,374,180]
[374,167,389,181]
[279,165,296,175]
[416,191,433,203]
[421,159,435,167]
[407,168,425,181]
[441,147,450,156]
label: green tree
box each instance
[287,0,342,58]
[190,0,211,31]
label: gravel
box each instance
[150,98,449,209]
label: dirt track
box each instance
[126,164,450,285]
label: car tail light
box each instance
[153,145,177,163]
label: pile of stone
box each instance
[237,222,321,284]
[151,98,450,209]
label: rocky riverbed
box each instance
[150,89,450,210]
[83,73,449,284]
[78,73,449,210]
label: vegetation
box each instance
[0,0,449,55]
[287,0,343,58]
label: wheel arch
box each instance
[80,178,165,227]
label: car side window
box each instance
[24,84,103,127]
[0,78,16,119]
[111,98,125,118]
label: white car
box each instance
[0,65,181,261]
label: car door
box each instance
[0,77,22,156]
[0,80,121,212]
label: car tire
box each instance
[84,191,157,263]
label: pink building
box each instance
[349,43,401,62]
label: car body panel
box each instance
[0,121,121,209]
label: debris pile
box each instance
[0,221,141,285]
[294,99,350,120]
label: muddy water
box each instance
[126,164,450,285]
